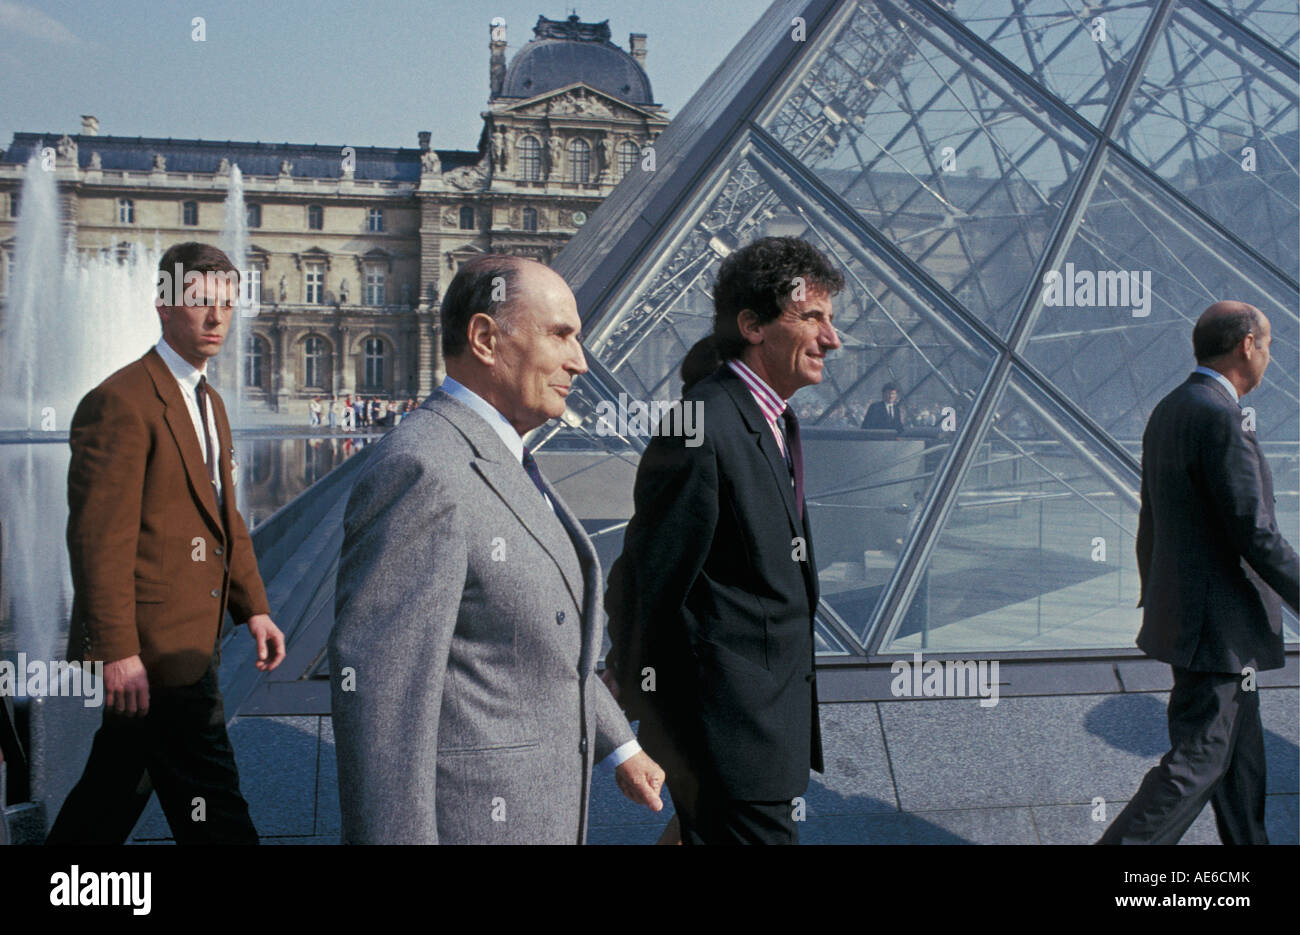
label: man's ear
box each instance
[465,312,499,365]
[737,308,764,346]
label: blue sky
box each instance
[0,0,772,152]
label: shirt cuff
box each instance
[604,739,641,768]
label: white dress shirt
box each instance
[439,375,641,769]
[155,336,222,503]
[1193,365,1239,404]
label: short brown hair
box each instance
[157,242,239,306]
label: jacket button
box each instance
[214,546,224,556]
[556,610,565,624]
[579,737,588,754]
[210,589,220,598]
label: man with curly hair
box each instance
[605,236,844,844]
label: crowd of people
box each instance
[309,395,417,430]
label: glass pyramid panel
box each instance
[878,368,1145,654]
[1022,153,1299,449]
[549,0,1299,656]
[760,0,1090,337]
[564,145,1001,650]
[1115,1,1300,271]
[1215,0,1300,52]
[947,0,1156,126]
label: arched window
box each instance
[304,336,329,389]
[245,334,268,389]
[459,206,475,230]
[182,201,199,226]
[363,337,387,389]
[617,140,640,180]
[522,207,538,232]
[308,204,323,230]
[517,136,541,181]
[568,139,591,184]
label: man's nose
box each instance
[821,321,841,350]
[569,343,588,374]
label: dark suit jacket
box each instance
[65,347,270,687]
[606,365,824,801]
[1135,371,1299,673]
[862,400,904,431]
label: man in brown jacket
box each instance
[46,242,284,845]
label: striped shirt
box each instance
[727,358,789,457]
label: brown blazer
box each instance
[65,346,270,687]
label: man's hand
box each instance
[615,751,665,811]
[247,614,286,672]
[104,655,150,717]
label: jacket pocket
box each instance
[134,577,170,603]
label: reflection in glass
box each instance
[880,372,1144,653]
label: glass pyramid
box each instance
[540,0,1299,657]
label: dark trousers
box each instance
[46,653,257,845]
[1099,666,1267,845]
[670,768,800,845]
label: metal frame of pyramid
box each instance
[544,0,1299,659]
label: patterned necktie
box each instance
[195,375,217,487]
[521,446,549,502]
[782,407,804,520]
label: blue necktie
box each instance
[521,446,549,501]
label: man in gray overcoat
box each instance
[329,255,665,843]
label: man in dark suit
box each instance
[1099,300,1298,845]
[47,242,285,845]
[862,383,904,431]
[606,237,843,844]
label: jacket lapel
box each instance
[548,486,602,673]
[718,367,802,534]
[208,386,237,533]
[428,392,587,613]
[143,349,224,535]
[717,367,819,604]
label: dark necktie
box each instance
[781,407,804,519]
[521,446,549,503]
[195,375,217,487]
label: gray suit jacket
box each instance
[328,390,634,843]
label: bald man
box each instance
[1100,301,1299,844]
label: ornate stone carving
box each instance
[547,135,564,178]
[444,163,487,191]
[551,90,612,118]
[279,159,293,177]
[152,152,166,171]
[421,148,441,175]
[491,126,508,170]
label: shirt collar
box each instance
[155,336,206,393]
[439,374,524,463]
[727,358,787,423]
[1193,365,1239,404]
